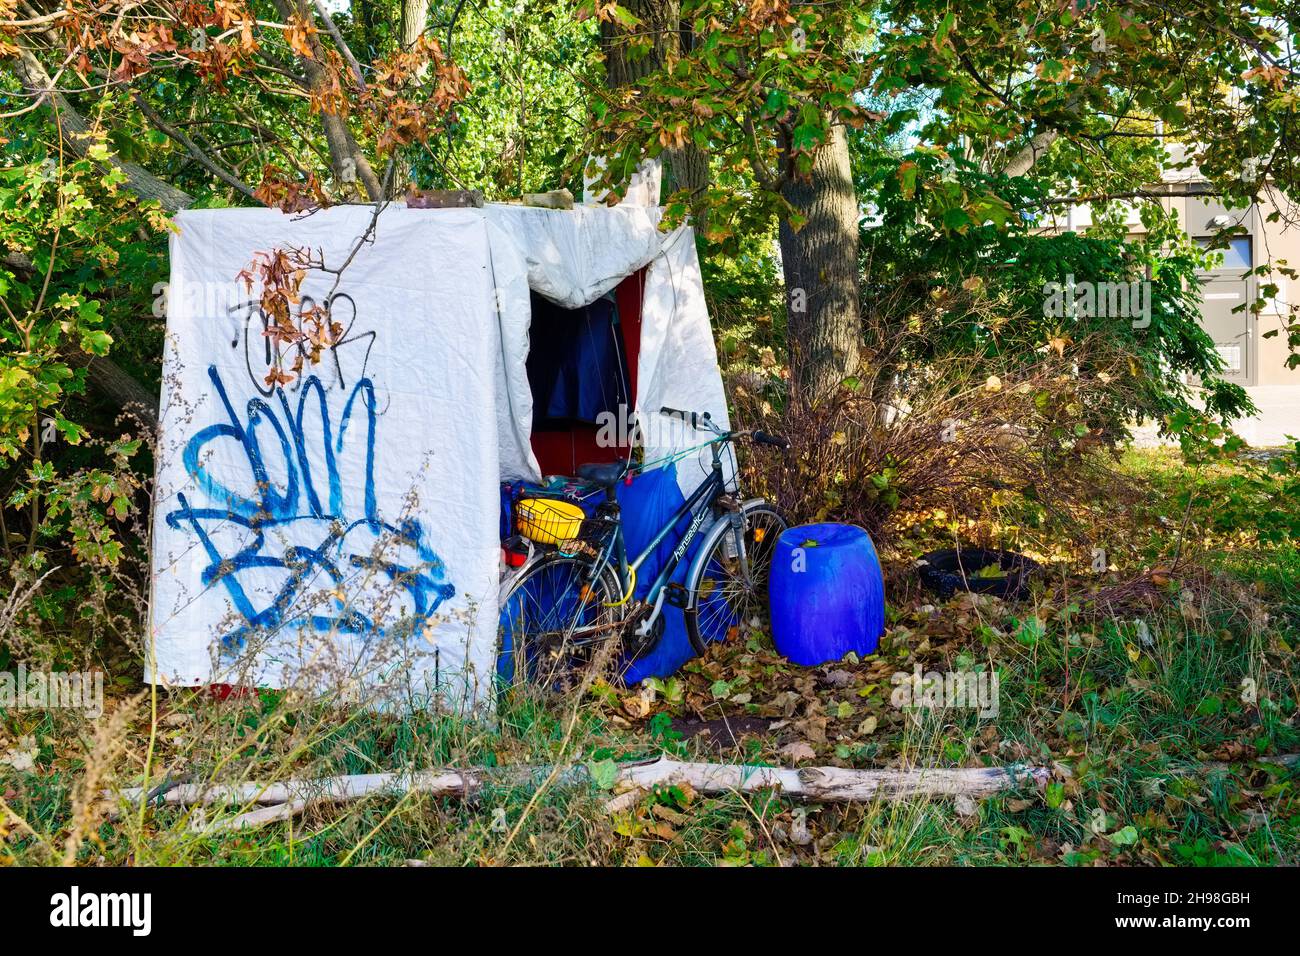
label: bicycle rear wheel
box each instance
[683,503,788,656]
[497,553,624,693]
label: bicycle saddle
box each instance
[576,461,626,488]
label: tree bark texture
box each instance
[600,0,709,204]
[778,123,862,405]
[400,0,430,50]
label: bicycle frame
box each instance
[587,434,733,622]
[504,411,787,676]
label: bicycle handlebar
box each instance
[660,407,790,451]
[751,430,791,450]
[659,406,711,430]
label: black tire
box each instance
[497,554,624,692]
[916,547,1039,600]
[683,503,788,656]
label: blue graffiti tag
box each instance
[166,365,455,655]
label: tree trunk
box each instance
[779,123,862,405]
[393,0,432,191]
[400,0,430,50]
[9,47,193,213]
[600,0,710,208]
[273,0,383,201]
[665,137,710,202]
[601,0,676,87]
[62,349,160,429]
[662,23,710,204]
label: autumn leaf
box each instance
[286,15,317,60]
[779,740,816,763]
[896,160,919,199]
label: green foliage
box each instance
[0,116,164,595]
[409,0,601,196]
[874,1,1298,210]
[589,0,877,236]
[853,143,1252,435]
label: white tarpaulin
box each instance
[151,202,729,707]
[482,204,732,494]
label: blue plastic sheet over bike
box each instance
[500,462,717,685]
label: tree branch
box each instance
[272,0,383,201]
[993,49,1106,179]
[311,0,367,87]
[1028,186,1221,209]
[131,93,261,202]
[7,46,193,212]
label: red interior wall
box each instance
[529,268,645,476]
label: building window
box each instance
[1196,236,1252,270]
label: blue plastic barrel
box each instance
[769,523,885,666]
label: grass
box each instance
[1,448,1298,866]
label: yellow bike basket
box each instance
[515,497,586,546]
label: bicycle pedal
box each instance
[665,583,690,608]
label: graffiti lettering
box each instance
[229,292,379,397]
[166,365,454,656]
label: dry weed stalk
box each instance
[735,336,1141,551]
[64,693,144,865]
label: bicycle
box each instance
[497,407,791,691]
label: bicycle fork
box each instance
[718,497,755,589]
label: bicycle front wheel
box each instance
[683,502,788,656]
[497,553,624,693]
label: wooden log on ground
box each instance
[113,750,1300,836]
[189,799,307,835]
[108,757,1049,813]
[615,760,1049,802]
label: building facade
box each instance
[1043,166,1300,444]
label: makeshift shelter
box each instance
[150,201,731,707]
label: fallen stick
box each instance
[108,757,1048,812]
[189,799,307,835]
[110,767,518,809]
[603,788,646,815]
[107,751,1300,835]
[616,759,1050,802]
[108,750,1300,815]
